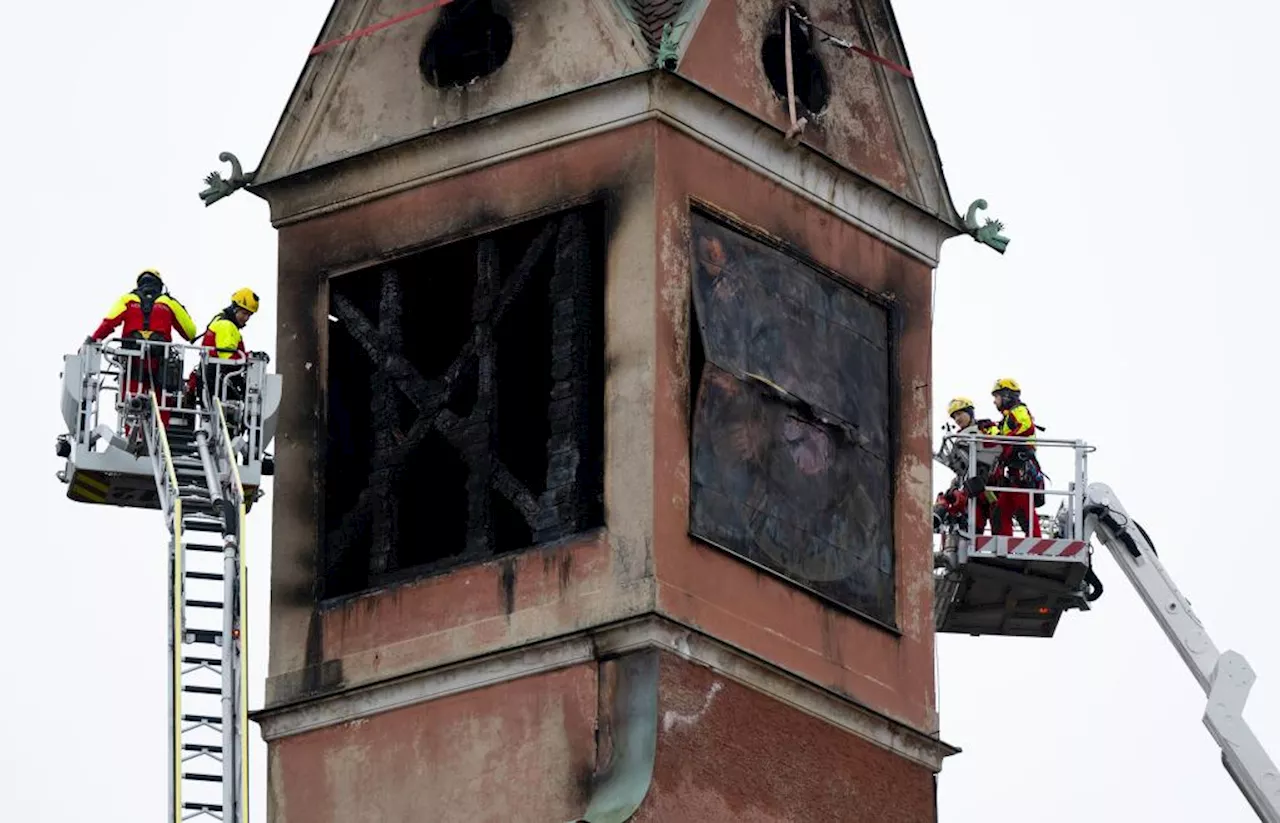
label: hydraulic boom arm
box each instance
[1082,483,1280,822]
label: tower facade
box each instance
[250,1,965,819]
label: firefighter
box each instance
[948,396,998,435]
[989,377,1044,537]
[933,397,1000,533]
[187,288,259,406]
[87,269,198,427]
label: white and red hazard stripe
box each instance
[972,536,1088,558]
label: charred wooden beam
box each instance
[368,270,405,576]
[323,208,602,594]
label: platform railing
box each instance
[70,338,269,464]
[937,431,1095,546]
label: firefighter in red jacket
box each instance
[88,269,198,426]
[989,377,1044,537]
[187,288,260,404]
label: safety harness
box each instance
[126,285,162,341]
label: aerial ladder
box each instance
[55,338,281,822]
[933,431,1280,822]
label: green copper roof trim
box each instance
[571,650,659,823]
[656,21,688,70]
[963,199,1009,254]
[200,152,255,207]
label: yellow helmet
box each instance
[947,397,975,417]
[231,288,260,314]
[991,377,1021,394]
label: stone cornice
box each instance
[252,614,960,771]
[251,72,963,266]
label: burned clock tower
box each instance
[242,1,972,819]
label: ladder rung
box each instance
[182,714,222,725]
[183,629,222,645]
[183,655,222,666]
[187,599,224,609]
[185,544,223,553]
[183,802,223,813]
[183,772,222,783]
[183,743,223,754]
[183,685,222,695]
[185,571,224,581]
[183,517,224,533]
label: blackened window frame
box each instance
[685,204,902,633]
[316,201,608,603]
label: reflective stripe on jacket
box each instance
[998,403,1036,459]
[91,293,198,342]
[200,316,246,360]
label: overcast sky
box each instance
[2,1,1275,821]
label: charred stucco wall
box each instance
[678,0,944,214]
[635,652,936,822]
[258,0,956,229]
[257,0,650,182]
[654,126,937,733]
[267,120,938,732]
[268,663,599,822]
[267,124,659,705]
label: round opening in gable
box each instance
[761,6,830,116]
[420,0,514,89]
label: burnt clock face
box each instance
[747,414,874,583]
[688,213,895,624]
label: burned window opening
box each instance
[687,212,895,625]
[323,206,606,599]
[420,0,513,89]
[761,6,830,116]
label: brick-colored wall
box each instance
[267,652,936,823]
[652,127,938,733]
[268,664,598,823]
[636,653,936,822]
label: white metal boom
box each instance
[1082,483,1280,822]
[933,432,1280,819]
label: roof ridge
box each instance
[628,0,687,52]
